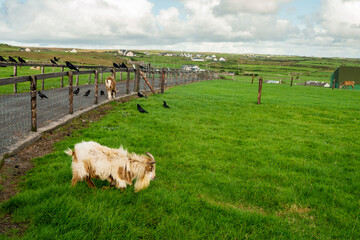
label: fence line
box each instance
[0,63,217,157]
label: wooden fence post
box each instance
[94,70,99,104]
[88,73,92,84]
[30,75,37,132]
[61,67,64,87]
[161,68,165,93]
[152,71,155,88]
[126,69,130,94]
[14,66,17,93]
[134,64,140,92]
[290,76,294,87]
[68,71,73,114]
[41,66,45,90]
[257,77,263,105]
[139,71,156,94]
[251,74,255,84]
[332,78,335,90]
[76,74,79,86]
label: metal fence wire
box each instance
[0,66,213,156]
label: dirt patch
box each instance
[0,95,138,237]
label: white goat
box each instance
[65,141,156,192]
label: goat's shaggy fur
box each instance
[340,81,355,89]
[65,141,156,192]
[105,76,117,100]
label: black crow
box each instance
[73,87,80,95]
[120,62,128,69]
[54,57,60,61]
[66,61,79,72]
[163,101,170,108]
[100,90,105,96]
[38,91,48,99]
[83,90,91,97]
[137,91,147,98]
[51,59,58,66]
[9,56,17,63]
[140,65,146,70]
[137,104,148,113]
[18,57,26,64]
[113,62,120,68]
[0,56,6,62]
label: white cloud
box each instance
[0,0,359,58]
[321,0,360,39]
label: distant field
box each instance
[1,80,359,239]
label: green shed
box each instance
[331,66,360,89]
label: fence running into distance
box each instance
[0,62,217,157]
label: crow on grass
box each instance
[137,104,148,113]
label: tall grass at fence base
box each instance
[1,80,360,239]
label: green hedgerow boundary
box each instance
[1,80,360,239]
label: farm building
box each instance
[331,66,360,89]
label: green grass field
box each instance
[1,80,359,239]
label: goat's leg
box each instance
[85,176,96,188]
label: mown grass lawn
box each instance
[1,80,360,239]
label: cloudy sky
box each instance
[0,0,359,58]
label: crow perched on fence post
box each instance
[9,56,17,63]
[54,57,60,61]
[66,61,79,72]
[18,57,26,64]
[113,62,120,68]
[51,59,58,66]
[0,56,6,62]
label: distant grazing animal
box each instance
[137,91,147,98]
[137,104,148,113]
[163,101,170,108]
[83,90,91,97]
[73,88,80,95]
[18,57,26,64]
[105,75,117,100]
[54,57,60,61]
[9,56,17,63]
[65,141,156,192]
[51,59,58,66]
[38,91,48,99]
[100,90,105,96]
[66,61,79,72]
[0,56,6,62]
[339,81,355,89]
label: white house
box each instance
[180,65,202,71]
[191,57,205,62]
[70,48,77,53]
[25,48,31,52]
[124,51,134,57]
[219,57,226,62]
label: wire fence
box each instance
[0,64,215,157]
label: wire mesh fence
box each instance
[0,67,213,156]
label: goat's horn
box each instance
[147,161,156,165]
[146,152,154,160]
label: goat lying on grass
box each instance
[65,141,156,192]
[105,75,117,100]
